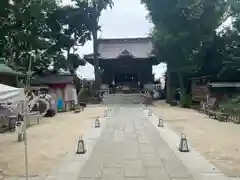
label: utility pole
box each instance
[22,1,42,179]
[23,49,33,180]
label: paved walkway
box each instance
[78,106,194,180]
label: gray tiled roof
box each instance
[97,37,154,59]
[0,58,23,76]
[31,75,74,85]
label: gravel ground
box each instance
[0,105,105,178]
[152,102,240,177]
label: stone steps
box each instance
[102,93,151,104]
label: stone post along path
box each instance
[78,106,194,180]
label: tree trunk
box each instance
[177,70,185,103]
[66,47,74,75]
[66,47,70,68]
[92,28,101,92]
[166,65,174,103]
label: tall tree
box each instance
[47,0,92,74]
[87,0,113,90]
[142,0,226,102]
[0,0,59,73]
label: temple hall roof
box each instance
[0,58,23,76]
[31,74,74,85]
[85,37,154,59]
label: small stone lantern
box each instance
[158,117,164,127]
[178,133,190,152]
[76,136,86,154]
[95,117,100,128]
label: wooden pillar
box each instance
[111,62,115,84]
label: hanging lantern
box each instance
[104,109,108,117]
[158,117,164,127]
[76,135,86,154]
[148,110,152,116]
[95,117,100,128]
[178,133,190,152]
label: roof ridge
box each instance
[98,37,152,42]
[117,49,135,58]
[121,49,131,55]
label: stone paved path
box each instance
[78,105,194,180]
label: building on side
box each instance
[0,58,23,87]
[31,72,78,112]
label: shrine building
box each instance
[84,37,158,92]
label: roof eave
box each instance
[98,37,152,43]
[31,75,74,85]
[189,75,212,80]
[31,80,74,85]
[85,56,158,63]
[0,71,24,76]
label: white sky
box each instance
[62,0,166,80]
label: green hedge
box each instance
[180,94,192,108]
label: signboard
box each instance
[191,85,208,101]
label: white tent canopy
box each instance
[0,84,25,103]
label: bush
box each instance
[180,94,192,108]
[219,94,240,113]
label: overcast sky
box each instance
[63,0,166,80]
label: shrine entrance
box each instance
[115,73,138,84]
[84,37,158,93]
[114,73,140,93]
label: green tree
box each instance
[142,0,226,102]
[217,30,240,79]
[190,0,240,82]
[0,0,59,73]
[0,0,93,76]
[46,1,92,74]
